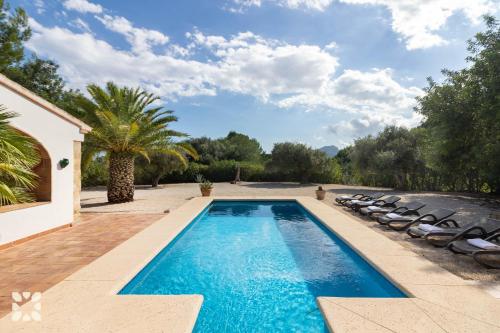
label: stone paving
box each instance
[0,213,163,318]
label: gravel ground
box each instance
[81,182,500,283]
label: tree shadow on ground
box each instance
[81,201,117,208]
[326,188,393,195]
[240,182,315,189]
[83,185,170,192]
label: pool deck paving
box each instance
[1,196,499,332]
[0,213,164,319]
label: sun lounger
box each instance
[360,200,424,218]
[350,195,401,212]
[335,193,366,204]
[336,192,385,206]
[377,208,455,231]
[343,192,385,208]
[407,218,500,247]
[447,232,500,268]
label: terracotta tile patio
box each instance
[0,213,164,319]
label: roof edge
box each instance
[0,73,92,134]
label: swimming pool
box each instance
[120,200,405,332]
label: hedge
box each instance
[162,160,265,183]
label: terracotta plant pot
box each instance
[316,190,326,200]
[200,187,212,197]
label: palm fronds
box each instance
[79,82,198,164]
[0,106,40,205]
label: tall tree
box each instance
[187,136,229,164]
[0,2,88,114]
[78,82,197,202]
[267,142,335,183]
[223,131,263,162]
[416,16,500,192]
[3,55,90,115]
[0,0,30,72]
[466,15,500,192]
[187,132,263,164]
[5,56,65,102]
[348,127,426,190]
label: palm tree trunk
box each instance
[107,153,135,203]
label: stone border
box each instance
[1,196,498,332]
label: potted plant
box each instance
[316,186,326,200]
[196,174,213,197]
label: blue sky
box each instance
[11,0,500,151]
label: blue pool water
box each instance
[120,201,405,332]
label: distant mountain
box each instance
[319,145,339,157]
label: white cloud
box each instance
[26,19,215,99]
[326,112,422,141]
[34,0,45,14]
[62,0,103,14]
[279,68,423,141]
[229,0,498,49]
[232,0,263,8]
[69,18,91,32]
[227,0,333,12]
[188,30,339,100]
[339,0,497,50]
[278,68,422,115]
[27,19,339,101]
[325,41,337,50]
[285,0,333,10]
[166,44,191,57]
[327,116,386,137]
[96,15,169,53]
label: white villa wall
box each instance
[0,83,85,246]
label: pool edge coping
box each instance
[1,196,499,332]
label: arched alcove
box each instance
[11,127,52,202]
[33,142,51,201]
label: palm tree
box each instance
[79,82,197,203]
[0,106,40,205]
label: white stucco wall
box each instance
[0,84,85,246]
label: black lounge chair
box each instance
[350,195,401,212]
[407,218,500,247]
[360,201,425,218]
[335,193,366,205]
[447,232,500,268]
[343,192,385,208]
[378,208,455,231]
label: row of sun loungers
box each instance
[335,192,500,268]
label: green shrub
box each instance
[311,158,342,183]
[161,160,266,183]
[239,162,265,181]
[134,154,187,186]
[162,163,209,183]
[82,157,108,187]
[203,160,237,181]
[266,142,340,183]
